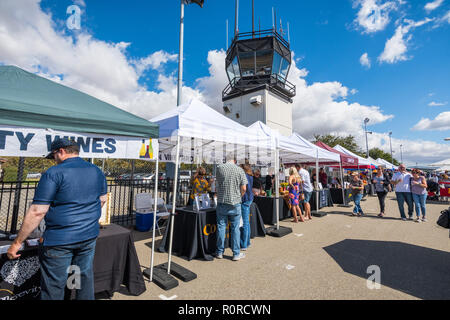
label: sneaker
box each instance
[422,218,427,222]
[241,247,247,251]
[214,253,223,259]
[415,218,421,223]
[408,216,413,220]
[232,252,245,261]
[402,218,407,221]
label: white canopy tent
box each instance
[149,99,275,278]
[367,156,382,168]
[376,158,398,170]
[436,165,450,172]
[151,99,274,165]
[333,145,372,167]
[249,122,340,164]
[248,122,342,216]
[430,159,450,167]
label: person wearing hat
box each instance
[350,172,364,216]
[7,138,107,300]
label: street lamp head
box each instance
[389,132,392,136]
[445,138,450,141]
[364,118,370,124]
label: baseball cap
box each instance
[45,138,78,159]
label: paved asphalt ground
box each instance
[111,194,450,300]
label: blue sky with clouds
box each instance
[1,0,449,164]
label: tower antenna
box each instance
[272,7,274,31]
[287,22,290,43]
[235,0,239,36]
[226,19,229,48]
[274,8,277,33]
[252,0,255,38]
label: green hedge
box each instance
[2,167,29,182]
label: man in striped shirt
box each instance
[215,154,248,261]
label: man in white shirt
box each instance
[392,164,413,221]
[296,164,314,220]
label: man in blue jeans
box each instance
[215,154,248,261]
[392,164,413,221]
[7,138,107,300]
[240,164,253,251]
[350,172,364,216]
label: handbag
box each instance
[436,208,450,229]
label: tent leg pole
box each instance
[315,151,319,213]
[150,157,159,282]
[168,135,180,274]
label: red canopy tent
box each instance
[315,141,359,168]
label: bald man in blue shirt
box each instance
[7,138,107,300]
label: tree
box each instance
[313,134,365,157]
[369,148,400,166]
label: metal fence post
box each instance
[10,157,25,234]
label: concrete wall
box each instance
[223,89,292,137]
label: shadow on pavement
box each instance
[323,239,450,300]
[328,211,401,221]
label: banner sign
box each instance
[0,125,158,160]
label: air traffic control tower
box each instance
[222,26,296,136]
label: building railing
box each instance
[222,73,296,100]
[0,178,193,235]
[227,29,290,54]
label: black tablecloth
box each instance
[329,188,352,205]
[0,223,145,300]
[253,196,294,225]
[158,202,266,261]
[309,189,334,210]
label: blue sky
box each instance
[1,0,449,164]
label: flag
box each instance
[185,0,204,7]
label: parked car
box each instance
[134,173,154,185]
[115,173,131,184]
[26,172,42,180]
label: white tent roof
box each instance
[429,158,450,167]
[367,156,382,167]
[376,158,398,170]
[150,99,274,164]
[333,145,372,166]
[436,165,450,172]
[248,122,339,164]
[290,132,341,163]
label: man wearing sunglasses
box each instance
[7,138,107,300]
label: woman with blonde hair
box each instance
[189,167,210,205]
[288,167,305,223]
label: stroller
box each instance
[427,180,440,201]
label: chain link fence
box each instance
[0,157,195,235]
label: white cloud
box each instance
[412,112,450,131]
[359,53,371,68]
[425,0,444,12]
[435,10,450,27]
[0,0,448,165]
[378,18,433,64]
[353,0,402,34]
[366,132,450,165]
[428,101,448,106]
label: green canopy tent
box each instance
[0,65,158,138]
[0,66,161,248]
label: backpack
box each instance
[436,208,450,229]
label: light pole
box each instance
[388,132,393,164]
[400,144,403,163]
[364,118,370,158]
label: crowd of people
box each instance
[189,160,445,262]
